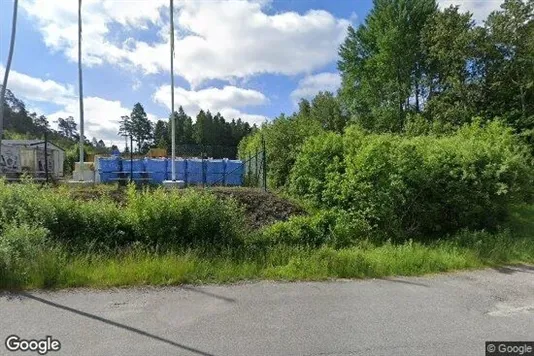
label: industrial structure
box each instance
[0,139,64,180]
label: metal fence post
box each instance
[254,147,260,186]
[247,154,252,186]
[262,135,267,192]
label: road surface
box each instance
[1,266,533,356]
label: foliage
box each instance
[289,132,345,206]
[289,121,534,239]
[0,181,246,249]
[253,210,370,249]
[0,223,50,286]
[338,0,534,145]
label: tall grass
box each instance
[0,181,533,290]
[2,228,533,290]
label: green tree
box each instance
[194,110,207,145]
[338,0,437,132]
[310,91,348,133]
[129,103,153,152]
[153,119,169,150]
[57,116,78,139]
[484,0,534,142]
[421,6,483,127]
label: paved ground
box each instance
[1,266,533,356]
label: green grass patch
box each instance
[2,231,533,290]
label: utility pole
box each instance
[77,0,85,181]
[0,0,19,174]
[170,0,176,181]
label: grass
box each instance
[0,181,532,290]
[2,228,533,290]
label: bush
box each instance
[289,132,345,206]
[124,185,246,248]
[239,113,323,188]
[253,210,370,249]
[0,182,246,249]
[289,121,534,240]
[0,224,49,282]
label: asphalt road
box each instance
[1,266,533,356]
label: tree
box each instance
[153,119,169,150]
[57,116,78,139]
[118,115,132,139]
[338,0,438,132]
[129,103,153,152]
[484,0,534,139]
[310,91,348,133]
[421,5,482,127]
[194,110,208,145]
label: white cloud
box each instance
[438,0,505,23]
[290,72,341,104]
[21,0,350,86]
[0,64,75,106]
[153,85,268,126]
[0,66,154,147]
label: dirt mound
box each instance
[209,187,305,229]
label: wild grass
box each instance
[0,181,532,290]
[2,227,533,290]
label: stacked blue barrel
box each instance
[145,158,167,184]
[122,159,145,181]
[206,159,225,185]
[187,159,204,184]
[98,156,121,183]
[166,158,187,181]
[225,159,244,186]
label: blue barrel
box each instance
[206,159,226,185]
[166,158,187,181]
[186,159,204,184]
[151,172,167,184]
[99,172,118,183]
[225,160,244,186]
[98,157,121,173]
[145,158,167,173]
[122,159,145,173]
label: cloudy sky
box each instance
[0,0,505,146]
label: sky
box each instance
[0,0,506,147]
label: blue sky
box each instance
[0,0,502,146]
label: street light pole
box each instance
[78,0,85,181]
[0,0,19,174]
[170,0,176,181]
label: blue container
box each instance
[99,172,118,183]
[206,159,226,185]
[122,159,145,173]
[166,159,187,181]
[187,159,205,184]
[145,158,167,173]
[151,172,167,184]
[98,157,121,173]
[225,160,244,186]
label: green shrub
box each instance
[289,132,345,206]
[254,210,370,249]
[0,224,49,284]
[124,185,246,248]
[289,121,534,240]
[0,182,246,249]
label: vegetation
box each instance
[338,0,533,144]
[0,181,532,289]
[1,0,533,290]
